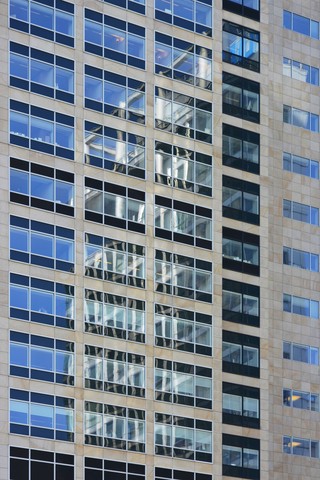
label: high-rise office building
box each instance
[1,0,320,478]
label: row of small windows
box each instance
[155,141,213,196]
[10,331,74,385]
[84,66,145,124]
[283,341,319,366]
[222,72,260,124]
[283,246,319,273]
[10,0,74,47]
[10,276,212,356]
[283,10,320,40]
[10,42,74,103]
[10,389,74,442]
[283,436,320,459]
[84,178,146,234]
[10,273,74,329]
[155,32,212,89]
[155,0,212,36]
[155,250,212,303]
[155,195,212,249]
[10,215,74,272]
[283,199,319,226]
[283,293,319,319]
[10,100,74,160]
[9,447,214,480]
[283,388,320,412]
[283,152,319,180]
[103,0,145,15]
[155,87,212,143]
[10,157,74,217]
[222,21,260,73]
[283,57,319,87]
[84,8,145,70]
[84,346,145,397]
[223,0,259,22]
[222,434,260,479]
[283,105,319,133]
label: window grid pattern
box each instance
[222,124,260,174]
[283,293,319,318]
[222,382,260,429]
[84,121,145,179]
[10,157,74,217]
[283,10,319,40]
[85,457,145,480]
[155,195,212,249]
[222,434,260,477]
[155,87,213,143]
[155,468,212,480]
[155,32,212,89]
[155,303,212,356]
[223,21,259,72]
[10,447,74,480]
[283,57,319,86]
[283,105,319,133]
[155,250,212,303]
[10,389,74,442]
[283,388,319,412]
[85,234,145,288]
[9,0,74,47]
[84,402,145,452]
[283,151,319,179]
[10,42,74,103]
[10,273,74,329]
[223,176,260,225]
[283,199,319,225]
[283,341,319,365]
[155,358,212,408]
[222,72,260,124]
[283,436,320,459]
[85,290,145,343]
[10,216,74,273]
[222,331,260,378]
[84,346,145,397]
[222,278,260,327]
[10,100,74,160]
[155,412,212,462]
[84,66,145,124]
[84,8,145,69]
[155,141,212,196]
[102,0,145,14]
[85,178,145,234]
[222,227,260,276]
[283,246,319,272]
[155,0,212,37]
[10,331,74,385]
[223,0,259,21]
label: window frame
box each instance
[223,21,260,72]
[222,72,260,124]
[222,330,260,378]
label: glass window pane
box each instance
[84,356,102,380]
[127,309,145,332]
[10,169,29,195]
[104,304,125,329]
[105,359,125,384]
[10,343,28,367]
[11,227,28,252]
[128,199,145,223]
[56,181,74,206]
[195,324,211,346]
[104,193,125,218]
[56,124,74,149]
[30,404,54,428]
[243,397,259,418]
[31,117,54,144]
[10,53,29,79]
[243,346,259,367]
[222,342,241,363]
[31,347,53,371]
[56,351,74,375]
[56,407,74,431]
[104,27,126,53]
[56,238,74,262]
[31,289,53,314]
[10,285,29,309]
[30,3,53,29]
[173,425,193,450]
[31,232,53,257]
[31,59,54,87]
[10,111,29,137]
[10,400,28,424]
[85,188,103,213]
[128,364,144,387]
[128,34,145,59]
[56,67,74,93]
[173,0,194,21]
[85,19,103,46]
[31,174,54,201]
[243,448,259,469]
[56,10,74,36]
[10,0,29,21]
[223,393,242,415]
[196,2,212,27]
[293,14,310,36]
[84,412,103,436]
[155,314,172,338]
[223,445,241,466]
[172,372,193,396]
[56,295,74,318]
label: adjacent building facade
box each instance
[1,0,320,478]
